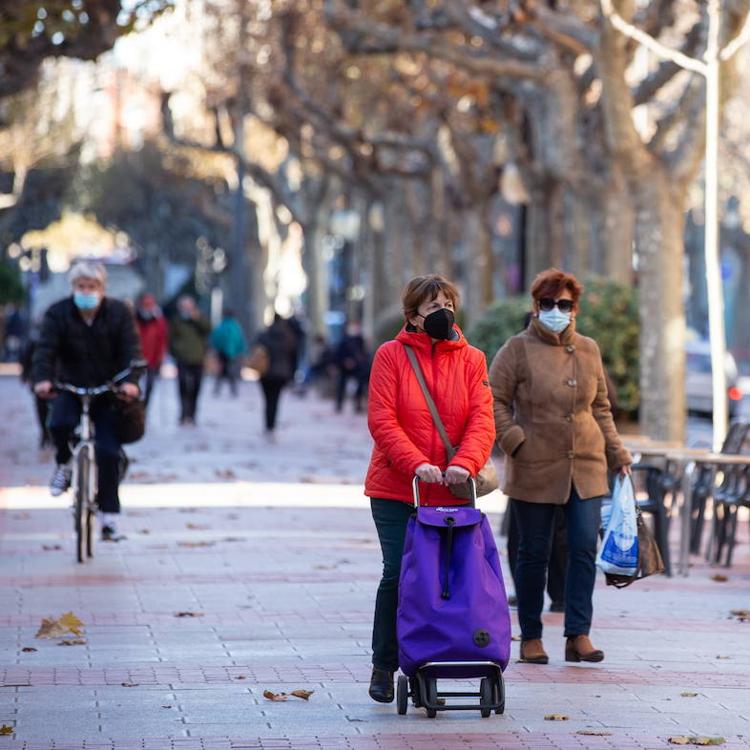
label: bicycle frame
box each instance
[70,393,97,518]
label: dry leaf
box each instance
[0,726,13,736]
[715,655,730,660]
[544,714,569,721]
[21,647,37,653]
[680,692,699,697]
[690,739,724,746]
[35,612,85,639]
[669,739,690,746]
[121,682,139,688]
[711,574,729,583]
[263,690,288,701]
[161,705,172,709]
[186,522,210,530]
[174,611,203,618]
[577,730,612,736]
[58,638,86,646]
[234,675,247,680]
[42,544,63,551]
[291,689,314,700]
[730,609,750,622]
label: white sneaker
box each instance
[49,464,72,496]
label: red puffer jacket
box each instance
[364,325,495,506]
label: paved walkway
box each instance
[1,373,749,749]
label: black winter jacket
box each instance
[32,297,142,387]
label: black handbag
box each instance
[604,508,665,588]
[115,396,146,444]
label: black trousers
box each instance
[177,363,204,421]
[214,353,238,396]
[143,367,159,408]
[260,377,286,431]
[48,392,122,513]
[507,500,567,605]
[370,497,414,671]
[335,368,365,412]
[512,488,602,640]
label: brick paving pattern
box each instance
[1,375,749,749]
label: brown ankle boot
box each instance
[565,635,604,663]
[520,638,549,664]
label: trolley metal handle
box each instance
[412,475,477,508]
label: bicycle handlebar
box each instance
[54,361,148,398]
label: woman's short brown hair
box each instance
[402,274,460,321]
[530,268,583,306]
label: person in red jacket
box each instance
[364,274,495,703]
[135,292,168,408]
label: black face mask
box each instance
[420,308,455,340]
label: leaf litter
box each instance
[544,714,569,721]
[668,738,724,746]
[35,612,85,639]
[0,725,14,736]
[263,689,314,702]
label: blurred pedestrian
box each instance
[364,274,494,703]
[301,333,335,394]
[20,322,51,449]
[169,295,210,426]
[254,314,300,440]
[490,268,632,665]
[210,308,247,397]
[3,304,25,361]
[334,321,370,414]
[31,261,142,542]
[135,292,168,408]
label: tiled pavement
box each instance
[1,374,749,749]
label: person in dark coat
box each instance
[135,292,168,408]
[32,261,142,541]
[20,322,51,449]
[169,295,210,425]
[334,321,370,414]
[255,315,300,440]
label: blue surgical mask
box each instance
[538,308,571,334]
[74,292,101,311]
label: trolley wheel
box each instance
[493,673,505,715]
[74,452,90,564]
[425,678,438,718]
[396,675,408,715]
[86,508,95,559]
[479,677,492,718]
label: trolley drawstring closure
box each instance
[441,517,455,600]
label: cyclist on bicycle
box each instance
[32,261,142,541]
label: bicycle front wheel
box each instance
[74,450,91,564]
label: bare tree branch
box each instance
[720,10,750,59]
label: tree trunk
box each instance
[300,217,329,337]
[633,170,687,442]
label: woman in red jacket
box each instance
[365,274,495,703]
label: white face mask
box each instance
[538,307,571,333]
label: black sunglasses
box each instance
[538,297,574,313]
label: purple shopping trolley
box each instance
[395,477,511,718]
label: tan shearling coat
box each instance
[489,318,632,503]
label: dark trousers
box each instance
[513,488,601,640]
[177,363,203,421]
[370,498,414,671]
[48,392,122,513]
[335,368,365,413]
[214,353,238,396]
[508,501,567,605]
[34,394,51,446]
[143,367,159,408]
[260,377,286,431]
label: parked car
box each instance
[686,340,743,418]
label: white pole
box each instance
[704,0,728,451]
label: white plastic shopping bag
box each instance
[596,475,638,576]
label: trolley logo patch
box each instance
[473,629,491,647]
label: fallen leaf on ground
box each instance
[58,638,86,646]
[177,541,215,548]
[680,692,699,697]
[669,739,724,747]
[42,544,63,551]
[234,675,247,680]
[715,655,730,660]
[174,611,204,618]
[161,705,172,709]
[21,647,37,653]
[121,682,139,688]
[577,730,612,736]
[263,690,288,701]
[669,739,691,746]
[186,522,210,530]
[711,574,729,582]
[35,612,85,639]
[0,725,13,736]
[291,690,314,700]
[730,609,750,622]
[215,469,236,480]
[544,714,569,721]
[138,529,151,535]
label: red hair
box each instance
[530,268,583,306]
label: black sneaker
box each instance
[49,464,72,497]
[101,525,126,542]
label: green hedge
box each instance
[467,279,640,415]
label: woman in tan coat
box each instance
[490,268,632,665]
